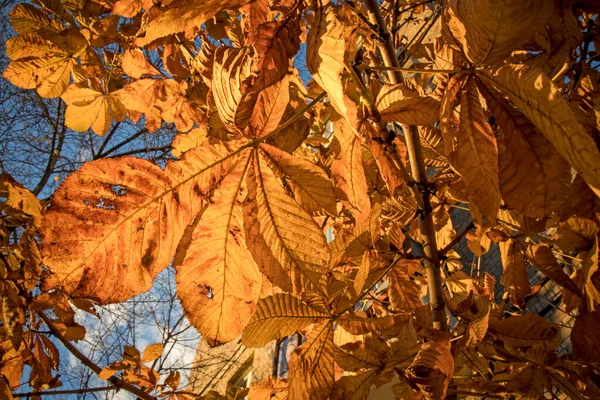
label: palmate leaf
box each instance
[40,142,234,303]
[176,151,263,346]
[61,85,126,136]
[376,84,441,126]
[2,29,87,98]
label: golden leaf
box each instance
[9,3,64,34]
[141,343,164,363]
[122,49,161,79]
[530,244,581,296]
[444,0,551,66]
[41,144,232,303]
[134,0,250,47]
[241,293,330,348]
[306,3,359,125]
[2,29,86,98]
[249,77,290,137]
[449,77,499,222]
[171,126,208,158]
[62,85,126,136]
[553,217,598,252]
[479,82,570,218]
[376,84,440,126]
[331,119,370,224]
[249,377,288,400]
[212,47,261,132]
[176,151,262,346]
[244,149,329,293]
[260,143,336,215]
[288,321,335,400]
[499,239,531,307]
[480,65,600,194]
[571,309,600,363]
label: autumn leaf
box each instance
[41,143,233,303]
[62,85,126,136]
[307,3,359,125]
[331,119,370,224]
[122,49,161,79]
[444,0,551,66]
[406,338,454,400]
[288,321,335,400]
[3,29,87,98]
[141,343,164,363]
[376,83,441,126]
[176,152,262,346]
[499,239,531,307]
[448,77,500,222]
[242,293,330,348]
[480,65,600,195]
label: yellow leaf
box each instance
[331,119,370,224]
[62,85,126,136]
[176,152,262,346]
[480,64,600,194]
[122,49,161,79]
[376,83,440,125]
[9,3,64,34]
[141,343,164,363]
[242,293,329,348]
[98,366,120,380]
[243,149,329,293]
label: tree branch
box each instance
[13,386,118,398]
[363,0,447,331]
[38,312,157,400]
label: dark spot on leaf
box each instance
[142,240,157,267]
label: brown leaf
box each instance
[530,244,581,296]
[488,314,559,348]
[406,338,454,400]
[449,77,499,222]
[479,82,570,218]
[571,309,600,363]
[444,0,551,66]
[249,77,290,137]
[498,239,531,307]
[480,64,600,195]
[553,217,599,252]
[41,144,232,303]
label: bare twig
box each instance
[38,312,157,400]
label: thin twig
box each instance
[38,312,157,400]
[13,386,118,397]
